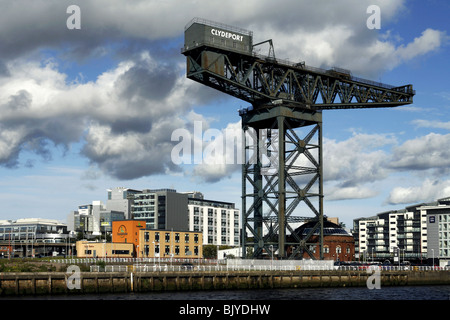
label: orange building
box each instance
[112,220,146,245]
[82,220,204,259]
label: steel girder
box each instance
[182,45,415,110]
[240,105,324,259]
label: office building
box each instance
[130,189,188,231]
[67,201,125,237]
[0,218,69,257]
[107,187,141,219]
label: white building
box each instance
[353,197,450,265]
[107,187,141,219]
[187,193,240,247]
[67,201,125,237]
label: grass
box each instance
[0,258,60,272]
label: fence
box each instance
[52,257,225,265]
[56,258,450,273]
[88,264,450,273]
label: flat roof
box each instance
[185,17,253,37]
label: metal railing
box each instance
[86,264,449,273]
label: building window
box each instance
[155,232,159,242]
[175,233,180,243]
[336,246,342,254]
[185,233,190,243]
[165,233,170,242]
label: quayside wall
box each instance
[0,270,449,296]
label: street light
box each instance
[270,245,273,270]
[431,248,435,269]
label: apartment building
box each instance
[353,197,450,265]
[187,193,240,246]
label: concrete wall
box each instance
[1,270,449,296]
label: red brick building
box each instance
[288,219,355,261]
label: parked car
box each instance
[181,263,194,270]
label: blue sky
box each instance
[0,0,449,229]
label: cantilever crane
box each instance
[182,18,414,259]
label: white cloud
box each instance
[323,132,396,186]
[0,52,209,179]
[411,119,450,130]
[326,186,378,201]
[396,29,445,61]
[387,178,450,205]
[190,121,242,183]
[390,132,450,171]
[0,0,447,187]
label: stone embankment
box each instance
[0,269,449,296]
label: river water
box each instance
[17,284,450,300]
[7,286,448,319]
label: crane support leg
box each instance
[241,104,324,259]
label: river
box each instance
[11,284,449,300]
[7,286,448,318]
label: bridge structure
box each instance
[182,18,415,259]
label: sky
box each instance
[0,0,449,229]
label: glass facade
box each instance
[0,219,68,243]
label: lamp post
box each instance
[270,245,273,270]
[431,248,434,269]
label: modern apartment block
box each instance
[130,189,189,231]
[187,193,241,247]
[353,197,450,266]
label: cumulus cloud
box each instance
[0,52,209,179]
[0,0,445,74]
[389,132,450,172]
[0,0,447,188]
[323,133,397,186]
[190,121,242,183]
[387,179,450,205]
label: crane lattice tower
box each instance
[182,18,415,259]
